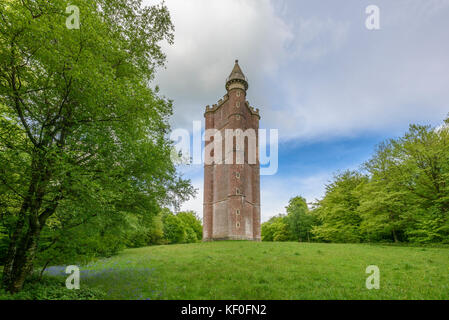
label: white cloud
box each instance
[145,0,293,129]
[286,17,350,61]
[147,0,449,144]
[259,0,449,142]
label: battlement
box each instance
[206,97,260,119]
[246,102,261,118]
[204,94,229,115]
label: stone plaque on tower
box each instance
[203,60,261,241]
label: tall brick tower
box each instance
[203,60,261,241]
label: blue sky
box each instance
[146,0,449,221]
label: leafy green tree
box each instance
[358,141,413,242]
[272,221,290,242]
[146,214,165,245]
[363,123,449,243]
[261,215,290,242]
[124,210,165,248]
[0,0,194,292]
[312,171,367,243]
[161,210,202,244]
[311,119,449,244]
[284,196,315,242]
[177,211,203,241]
[162,212,185,244]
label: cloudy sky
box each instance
[145,0,449,222]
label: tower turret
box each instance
[226,60,248,92]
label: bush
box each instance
[0,275,106,300]
[162,210,203,244]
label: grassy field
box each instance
[47,241,449,300]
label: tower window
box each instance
[236,101,240,108]
[236,91,241,97]
[236,222,240,228]
[236,209,240,215]
[236,172,240,179]
[236,188,241,195]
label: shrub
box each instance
[0,275,106,300]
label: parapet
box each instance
[204,94,229,115]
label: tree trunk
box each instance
[392,228,398,243]
[4,222,41,293]
[39,260,51,281]
[2,214,26,289]
[2,155,50,293]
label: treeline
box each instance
[262,118,449,244]
[0,209,202,272]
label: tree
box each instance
[261,215,290,242]
[362,123,449,243]
[0,0,194,293]
[312,171,367,243]
[284,196,315,242]
[162,211,185,244]
[310,118,449,244]
[177,211,203,241]
[161,210,202,244]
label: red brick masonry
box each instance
[203,61,261,241]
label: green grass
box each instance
[58,242,449,299]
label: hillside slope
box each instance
[60,241,449,299]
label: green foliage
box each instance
[0,225,7,263]
[177,211,203,241]
[312,171,366,243]
[262,197,316,242]
[0,0,195,291]
[284,196,315,241]
[0,275,106,300]
[161,210,202,244]
[262,215,290,242]
[162,213,185,244]
[311,119,449,244]
[124,213,165,248]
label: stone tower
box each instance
[203,60,261,241]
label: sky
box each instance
[145,0,449,222]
